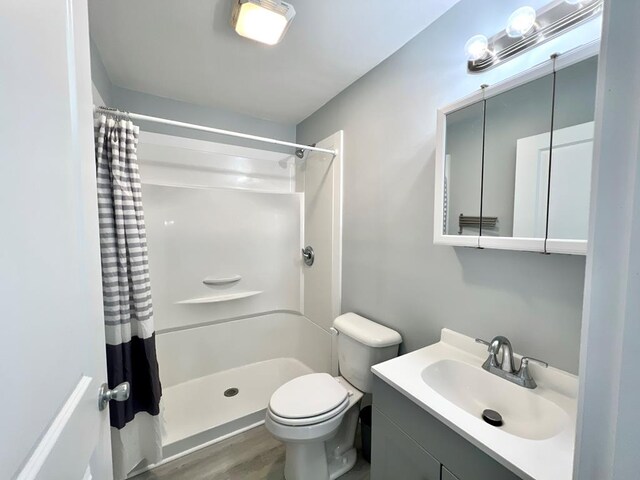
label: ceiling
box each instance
[89,0,459,125]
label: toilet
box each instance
[265,313,402,480]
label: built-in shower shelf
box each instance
[175,291,262,305]
[202,275,241,286]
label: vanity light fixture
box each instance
[505,6,537,38]
[231,0,296,46]
[465,0,603,73]
[464,34,490,61]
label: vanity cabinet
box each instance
[434,42,598,255]
[371,376,521,480]
[441,467,460,480]
[371,409,441,480]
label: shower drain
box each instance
[224,387,239,398]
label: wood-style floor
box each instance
[132,425,370,480]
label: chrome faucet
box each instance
[475,336,548,389]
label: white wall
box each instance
[138,135,301,333]
[297,0,602,374]
[143,183,302,332]
[90,39,112,106]
[137,133,332,387]
[574,0,640,477]
[300,131,343,333]
[158,312,331,387]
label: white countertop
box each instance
[371,329,578,480]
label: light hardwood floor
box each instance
[133,425,370,480]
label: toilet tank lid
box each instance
[333,313,402,348]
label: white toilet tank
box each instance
[333,313,402,393]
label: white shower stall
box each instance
[135,130,343,464]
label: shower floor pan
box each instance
[161,357,313,461]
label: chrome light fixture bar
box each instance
[466,0,603,73]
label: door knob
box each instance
[98,382,130,411]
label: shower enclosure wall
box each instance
[135,130,343,466]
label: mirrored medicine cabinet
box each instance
[434,43,599,255]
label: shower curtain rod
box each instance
[93,106,336,156]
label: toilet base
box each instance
[327,447,357,480]
[284,441,329,480]
[283,444,357,480]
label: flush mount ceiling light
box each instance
[465,0,603,73]
[231,0,296,46]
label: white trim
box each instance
[433,109,448,246]
[440,90,485,116]
[478,236,545,253]
[434,235,479,248]
[439,41,599,113]
[330,131,344,322]
[16,376,92,480]
[485,41,599,102]
[554,40,600,70]
[574,1,640,475]
[545,239,587,255]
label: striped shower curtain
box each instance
[94,115,163,479]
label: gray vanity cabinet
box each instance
[441,467,460,480]
[371,408,441,480]
[371,376,521,480]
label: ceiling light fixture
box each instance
[465,0,603,73]
[231,0,296,46]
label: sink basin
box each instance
[421,359,569,440]
[372,329,579,479]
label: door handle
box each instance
[98,382,130,411]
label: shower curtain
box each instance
[94,114,163,479]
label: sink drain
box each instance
[482,409,503,427]
[224,387,239,398]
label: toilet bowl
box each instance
[265,313,403,480]
[265,374,363,480]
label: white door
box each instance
[1,1,112,479]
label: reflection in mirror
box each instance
[444,101,484,236]
[483,74,554,238]
[547,56,598,241]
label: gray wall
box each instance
[297,0,602,374]
[109,86,295,151]
[89,41,295,152]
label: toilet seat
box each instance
[268,396,350,426]
[269,373,348,421]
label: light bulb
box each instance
[506,6,537,38]
[465,34,489,62]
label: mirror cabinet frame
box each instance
[434,41,599,255]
